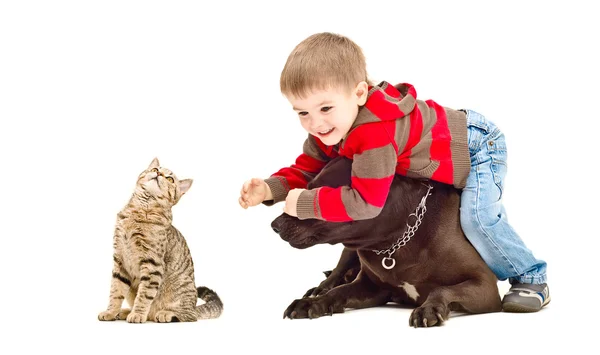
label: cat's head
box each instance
[135,157,193,206]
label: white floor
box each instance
[10,267,583,354]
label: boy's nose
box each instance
[311,121,326,131]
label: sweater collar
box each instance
[352,81,418,129]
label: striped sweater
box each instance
[264,81,470,222]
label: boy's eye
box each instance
[321,106,332,112]
[298,111,308,117]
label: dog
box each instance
[271,157,501,327]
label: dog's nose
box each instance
[271,219,281,234]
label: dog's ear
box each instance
[308,157,353,189]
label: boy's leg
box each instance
[459,110,549,312]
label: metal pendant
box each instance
[382,257,396,270]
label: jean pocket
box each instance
[467,125,488,156]
[489,153,507,200]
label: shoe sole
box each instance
[502,297,551,313]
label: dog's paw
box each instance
[283,296,344,319]
[409,303,449,328]
[302,269,359,298]
[302,286,327,298]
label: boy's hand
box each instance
[240,178,272,209]
[283,188,305,217]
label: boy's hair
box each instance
[280,32,371,98]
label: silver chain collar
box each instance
[372,183,433,270]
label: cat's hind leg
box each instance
[154,310,179,323]
[150,288,199,322]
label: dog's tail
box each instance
[195,286,223,319]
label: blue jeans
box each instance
[460,109,547,284]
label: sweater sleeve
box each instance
[263,135,333,205]
[296,123,398,221]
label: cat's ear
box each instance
[148,157,160,170]
[179,179,193,195]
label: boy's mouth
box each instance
[318,128,334,137]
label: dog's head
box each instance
[270,157,433,249]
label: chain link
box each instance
[372,184,433,258]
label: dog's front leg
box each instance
[409,278,502,327]
[285,271,390,319]
[303,247,361,298]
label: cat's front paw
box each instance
[98,310,119,321]
[126,312,148,323]
[116,308,131,320]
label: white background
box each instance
[1,0,598,353]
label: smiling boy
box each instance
[239,32,549,312]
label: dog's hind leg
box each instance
[409,278,502,327]
[285,271,390,319]
[303,248,361,298]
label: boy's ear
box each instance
[355,81,369,106]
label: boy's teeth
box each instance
[319,128,333,134]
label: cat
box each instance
[98,158,223,323]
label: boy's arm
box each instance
[296,124,398,221]
[263,135,333,205]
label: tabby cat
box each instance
[98,158,223,323]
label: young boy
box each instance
[239,32,549,312]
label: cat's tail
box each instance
[196,286,223,319]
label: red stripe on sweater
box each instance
[426,100,453,184]
[382,83,402,98]
[405,84,417,99]
[351,175,394,208]
[396,105,423,175]
[272,154,326,189]
[342,122,397,156]
[364,91,404,120]
[317,187,351,222]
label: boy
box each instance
[239,32,549,312]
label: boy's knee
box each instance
[476,204,504,228]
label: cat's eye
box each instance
[151,168,159,173]
[166,177,174,183]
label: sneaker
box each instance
[502,283,550,312]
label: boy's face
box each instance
[287,82,368,146]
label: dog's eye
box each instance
[166,177,174,183]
